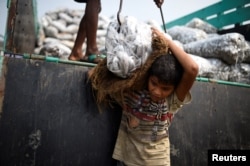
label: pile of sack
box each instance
[35,8,250,84]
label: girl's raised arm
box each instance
[152,27,199,101]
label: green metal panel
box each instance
[165,0,250,29]
[208,6,250,28]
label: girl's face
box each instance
[148,76,175,102]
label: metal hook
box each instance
[159,6,167,33]
[117,0,123,32]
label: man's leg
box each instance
[69,0,103,62]
[68,10,87,61]
[83,0,103,62]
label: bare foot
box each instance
[68,49,83,61]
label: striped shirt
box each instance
[113,90,191,166]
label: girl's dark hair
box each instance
[148,52,183,86]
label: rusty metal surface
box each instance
[5,0,17,52]
[0,56,7,118]
[5,0,36,53]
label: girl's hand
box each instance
[151,27,163,37]
[151,27,171,43]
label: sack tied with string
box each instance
[90,16,169,106]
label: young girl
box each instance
[89,28,198,166]
[112,28,198,166]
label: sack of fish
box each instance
[105,16,153,78]
[35,9,250,84]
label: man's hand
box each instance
[154,0,164,8]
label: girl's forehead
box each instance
[159,83,175,89]
[150,76,174,87]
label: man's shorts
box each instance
[75,0,87,3]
